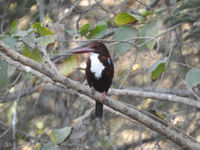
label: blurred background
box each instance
[0,0,200,149]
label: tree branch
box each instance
[109,88,200,109]
[0,40,200,149]
[58,0,81,23]
[0,52,52,83]
[39,0,45,22]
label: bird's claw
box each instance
[91,87,95,95]
[102,91,106,102]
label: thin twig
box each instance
[54,23,180,62]
[39,0,45,22]
[76,2,100,30]
[58,0,81,23]
[9,72,22,87]
[12,79,25,150]
[118,50,138,88]
[0,119,45,143]
[0,128,10,139]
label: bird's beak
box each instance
[67,47,94,54]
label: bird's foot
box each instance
[91,87,95,95]
[102,91,106,102]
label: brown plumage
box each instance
[86,42,114,118]
[70,42,114,118]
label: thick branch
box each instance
[0,53,52,83]
[0,40,200,149]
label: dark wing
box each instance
[85,58,94,88]
[100,56,114,82]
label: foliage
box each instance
[22,45,42,62]
[32,22,54,36]
[56,55,78,76]
[113,25,138,55]
[149,60,167,80]
[50,127,72,144]
[185,69,200,88]
[0,60,10,87]
[164,0,200,26]
[114,12,136,26]
[79,23,91,36]
[138,18,162,51]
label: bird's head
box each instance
[69,42,111,57]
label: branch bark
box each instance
[109,88,200,109]
[0,40,200,150]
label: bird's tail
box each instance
[95,101,103,118]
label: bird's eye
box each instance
[92,46,98,49]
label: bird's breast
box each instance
[89,53,105,79]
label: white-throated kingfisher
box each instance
[70,42,114,118]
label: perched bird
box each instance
[70,42,114,118]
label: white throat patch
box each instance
[90,53,105,79]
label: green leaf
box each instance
[41,143,55,150]
[139,9,153,17]
[88,25,107,39]
[34,35,57,47]
[56,55,78,76]
[13,28,35,38]
[0,59,10,87]
[149,109,167,122]
[138,18,162,51]
[32,22,54,36]
[15,42,24,51]
[132,14,146,23]
[1,37,17,78]
[97,20,107,26]
[10,20,18,33]
[66,29,81,38]
[149,60,167,80]
[185,69,200,88]
[22,45,42,62]
[113,25,138,55]
[79,24,91,36]
[22,32,36,51]
[50,127,72,144]
[106,20,112,27]
[1,36,17,50]
[114,12,136,26]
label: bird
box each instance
[70,42,114,118]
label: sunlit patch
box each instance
[172,115,185,125]
[138,98,153,109]
[120,130,139,143]
[197,135,200,142]
[30,5,37,14]
[132,64,141,71]
[25,66,31,72]
[80,62,86,73]
[9,87,15,93]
